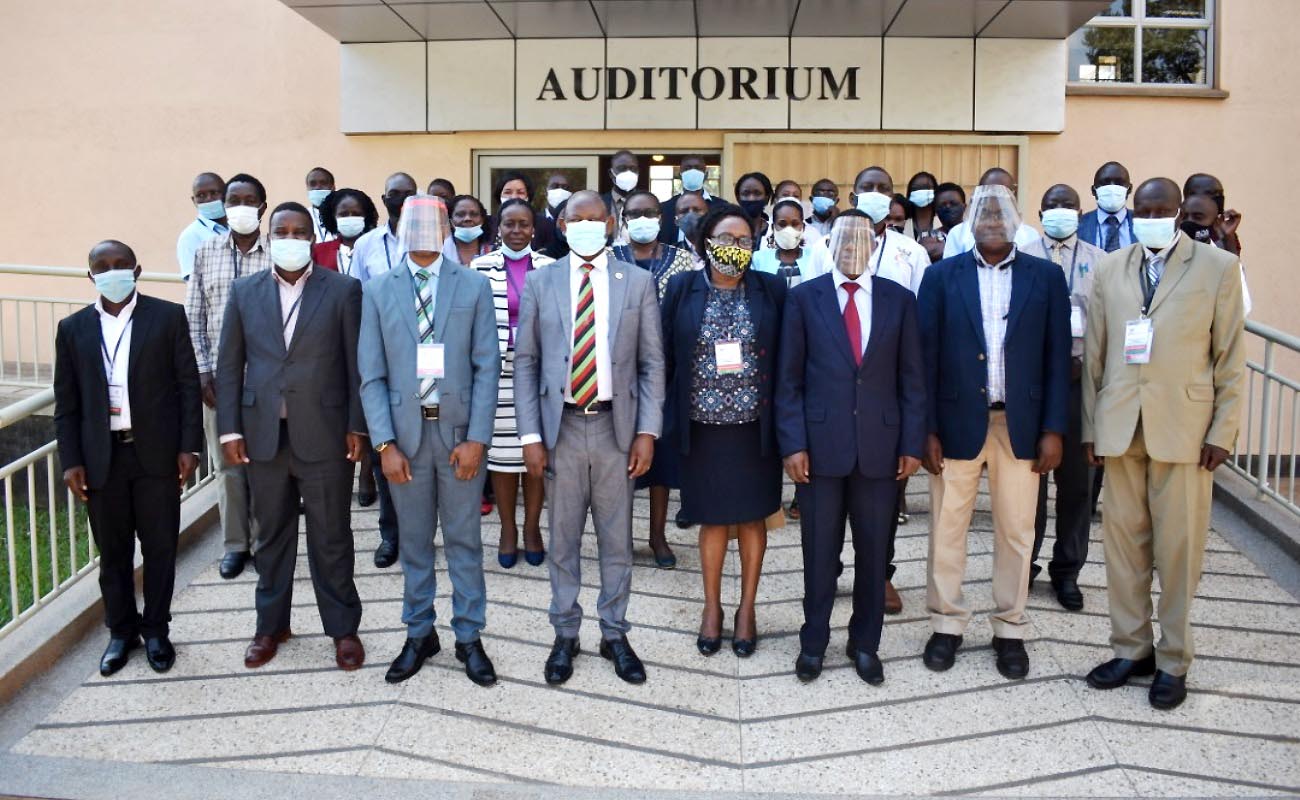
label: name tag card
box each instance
[1070,302,1085,339]
[417,343,445,379]
[1124,318,1153,365]
[715,340,744,375]
[107,385,124,417]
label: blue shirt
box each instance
[352,225,404,284]
[1090,208,1133,250]
[176,216,227,280]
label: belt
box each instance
[421,405,440,420]
[988,402,1007,411]
[111,429,135,444]
[563,400,613,415]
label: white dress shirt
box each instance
[351,225,404,283]
[974,247,1016,404]
[96,294,137,431]
[872,228,930,296]
[565,251,613,403]
[832,269,872,355]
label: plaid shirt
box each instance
[185,232,272,374]
[974,247,1016,404]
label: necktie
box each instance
[570,263,598,406]
[1049,241,1065,267]
[415,269,437,400]
[842,282,862,367]
[1103,215,1120,253]
[1147,253,1165,292]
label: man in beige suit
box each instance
[1081,178,1245,710]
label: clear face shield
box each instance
[828,214,876,279]
[396,195,450,255]
[964,184,1023,252]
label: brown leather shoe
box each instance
[884,581,903,615]
[244,630,291,668]
[335,634,365,671]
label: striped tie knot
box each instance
[415,268,431,284]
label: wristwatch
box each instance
[375,440,395,453]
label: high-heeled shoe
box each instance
[497,550,519,569]
[524,549,546,567]
[698,607,723,657]
[732,610,757,658]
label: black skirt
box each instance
[679,420,782,526]
[635,434,680,490]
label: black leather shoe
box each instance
[1027,562,1042,590]
[922,632,962,672]
[1149,670,1188,710]
[697,635,722,656]
[1052,577,1085,611]
[731,610,757,658]
[674,509,693,529]
[795,652,824,682]
[144,636,176,673]
[992,636,1030,679]
[846,640,885,685]
[1086,654,1156,690]
[385,633,441,683]
[544,636,580,685]
[455,639,498,687]
[357,488,378,507]
[219,551,250,580]
[600,636,647,684]
[374,541,398,569]
[99,635,141,677]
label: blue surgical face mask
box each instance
[453,224,483,243]
[680,168,706,193]
[501,242,532,260]
[1095,184,1129,214]
[1132,216,1178,251]
[1040,208,1080,240]
[196,199,226,221]
[811,195,836,216]
[626,216,660,244]
[855,191,892,224]
[336,216,366,239]
[93,269,137,304]
[908,189,935,208]
[307,189,331,208]
[564,219,609,257]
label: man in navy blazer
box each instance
[776,215,926,685]
[917,185,1071,681]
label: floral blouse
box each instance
[689,284,759,425]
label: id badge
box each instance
[417,343,445,379]
[1070,302,1085,339]
[715,340,744,375]
[107,384,124,417]
[1124,318,1153,365]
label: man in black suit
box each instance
[215,202,368,672]
[55,240,202,676]
[657,154,728,245]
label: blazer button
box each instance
[978,353,986,361]
[980,388,987,395]
[856,378,863,385]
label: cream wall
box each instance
[1,0,1294,331]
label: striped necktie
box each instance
[570,262,598,407]
[1147,253,1165,292]
[1103,215,1121,253]
[415,268,437,400]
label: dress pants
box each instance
[388,419,488,643]
[798,470,896,656]
[884,480,907,581]
[203,405,254,554]
[927,411,1039,639]
[369,448,399,548]
[1031,378,1094,581]
[545,410,634,641]
[1101,422,1211,676]
[247,422,362,638]
[86,441,179,639]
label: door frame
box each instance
[472,148,725,207]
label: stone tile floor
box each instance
[10,476,1300,796]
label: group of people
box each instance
[52,150,1246,713]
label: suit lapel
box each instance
[814,276,858,370]
[955,256,988,349]
[259,272,287,358]
[432,262,456,342]
[286,270,326,355]
[125,296,153,382]
[79,308,108,391]
[552,257,574,346]
[607,260,629,348]
[1003,255,1036,340]
[687,270,709,337]
[390,266,420,345]
[743,270,765,344]
[1146,236,1194,316]
[859,279,887,369]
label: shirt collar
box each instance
[572,250,609,273]
[407,254,442,279]
[1143,231,1182,263]
[196,216,226,233]
[95,291,138,321]
[228,232,267,253]
[832,268,872,294]
[1046,234,1078,250]
[1100,207,1129,224]
[272,265,313,289]
[974,245,1017,270]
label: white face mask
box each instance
[501,242,532,260]
[564,219,609,257]
[773,226,804,251]
[613,170,638,193]
[908,189,935,208]
[855,192,893,224]
[626,216,660,244]
[336,216,366,239]
[1132,217,1178,251]
[1095,184,1129,214]
[547,187,572,209]
[225,205,261,235]
[269,238,312,271]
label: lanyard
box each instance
[230,243,244,280]
[282,293,305,334]
[384,233,395,273]
[1046,237,1081,293]
[101,317,133,379]
[871,237,887,275]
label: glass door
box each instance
[474,153,601,217]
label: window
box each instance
[1068,0,1214,87]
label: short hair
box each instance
[497,197,537,224]
[812,177,838,192]
[1094,161,1129,184]
[385,172,417,192]
[611,149,636,162]
[774,179,802,196]
[853,165,891,187]
[88,239,136,266]
[907,171,938,192]
[695,202,755,255]
[935,181,966,203]
[621,189,661,215]
[1135,177,1182,204]
[1183,172,1221,194]
[493,170,535,202]
[319,188,379,237]
[979,166,1013,185]
[225,173,267,204]
[562,189,608,220]
[269,201,312,226]
[306,166,335,183]
[771,198,804,218]
[427,177,455,195]
[193,171,224,188]
[734,171,773,201]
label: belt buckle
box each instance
[423,405,439,420]
[581,400,600,415]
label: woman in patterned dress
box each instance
[472,199,554,568]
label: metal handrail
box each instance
[0,388,54,430]
[1228,320,1300,518]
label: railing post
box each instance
[1255,340,1274,497]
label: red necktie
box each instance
[842,282,862,367]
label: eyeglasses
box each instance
[624,209,661,220]
[710,234,754,249]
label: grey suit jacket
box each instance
[215,267,365,463]
[358,258,501,457]
[513,254,665,452]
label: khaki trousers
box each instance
[1101,424,1211,676]
[928,412,1039,639]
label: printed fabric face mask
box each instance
[707,241,752,277]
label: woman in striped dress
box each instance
[472,199,554,568]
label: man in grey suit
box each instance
[358,195,502,686]
[514,190,666,686]
[216,202,367,672]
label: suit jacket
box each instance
[513,254,666,452]
[917,250,1072,461]
[657,192,730,245]
[54,295,203,489]
[1078,208,1135,251]
[660,268,786,456]
[358,258,501,456]
[775,274,926,479]
[1082,237,1245,463]
[215,268,365,463]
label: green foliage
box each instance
[0,502,93,628]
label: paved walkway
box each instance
[7,476,1300,796]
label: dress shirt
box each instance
[310,206,336,244]
[336,243,355,277]
[751,246,830,288]
[806,213,836,238]
[832,269,872,356]
[943,221,1040,259]
[409,256,442,406]
[872,228,930,296]
[186,232,273,375]
[351,225,403,283]
[176,216,227,280]
[96,293,137,431]
[973,246,1016,404]
[1092,207,1133,250]
[1022,234,1101,359]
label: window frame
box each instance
[1067,0,1219,93]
